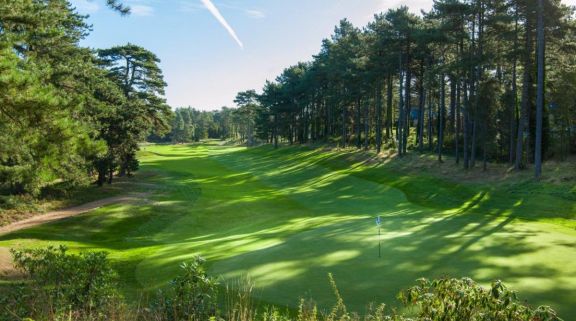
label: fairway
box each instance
[1,143,575,315]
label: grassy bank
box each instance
[0,176,146,228]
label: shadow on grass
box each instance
[1,144,574,315]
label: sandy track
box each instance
[0,193,149,277]
[0,193,149,236]
[0,247,19,279]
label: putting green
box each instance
[1,142,575,315]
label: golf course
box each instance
[1,142,575,315]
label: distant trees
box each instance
[162,105,255,144]
[0,0,170,194]
[163,91,265,145]
[165,108,216,143]
[235,0,576,178]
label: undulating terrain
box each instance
[1,142,575,315]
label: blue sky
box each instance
[71,0,575,110]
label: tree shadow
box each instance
[0,144,574,316]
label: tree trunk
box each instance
[418,65,425,152]
[364,98,370,150]
[341,104,347,148]
[273,114,278,149]
[438,73,445,162]
[376,85,383,154]
[386,74,393,143]
[119,164,127,177]
[456,81,461,164]
[510,48,518,164]
[428,89,434,151]
[97,169,106,187]
[398,66,404,156]
[515,10,533,170]
[483,131,488,171]
[463,80,470,169]
[403,57,411,156]
[534,0,545,178]
[107,167,113,184]
[450,76,457,136]
[471,116,477,167]
[356,98,362,148]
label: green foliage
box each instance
[225,0,576,169]
[0,246,564,321]
[399,277,562,321]
[151,256,219,321]
[3,143,574,315]
[160,91,266,146]
[95,44,172,185]
[1,246,119,321]
[0,45,101,195]
[0,0,171,197]
[167,108,216,143]
[162,104,264,146]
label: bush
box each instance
[150,256,219,321]
[1,246,120,321]
[0,247,564,321]
[398,277,563,321]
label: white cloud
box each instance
[131,4,154,16]
[200,0,244,49]
[180,1,204,12]
[245,9,265,19]
[70,0,100,14]
[218,3,266,19]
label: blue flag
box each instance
[376,216,381,226]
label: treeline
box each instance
[162,90,261,145]
[0,0,171,195]
[234,0,576,178]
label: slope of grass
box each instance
[0,175,144,228]
[1,142,575,315]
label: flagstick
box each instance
[378,224,381,258]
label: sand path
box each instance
[0,193,148,277]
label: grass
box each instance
[0,176,143,228]
[1,141,575,316]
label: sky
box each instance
[70,0,576,110]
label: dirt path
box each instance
[0,247,19,279]
[0,193,149,236]
[0,193,149,277]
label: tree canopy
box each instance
[0,0,170,194]
[220,0,576,178]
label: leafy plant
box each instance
[2,246,119,321]
[398,277,563,321]
[0,248,565,321]
[151,256,219,321]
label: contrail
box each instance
[200,0,244,49]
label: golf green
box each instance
[1,142,575,315]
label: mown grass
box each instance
[1,142,575,315]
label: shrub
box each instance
[1,246,120,321]
[0,247,564,321]
[150,256,219,321]
[398,277,563,321]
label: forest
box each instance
[2,0,575,199]
[0,0,171,197]
[169,0,576,178]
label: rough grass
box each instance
[0,142,575,315]
[0,176,144,228]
